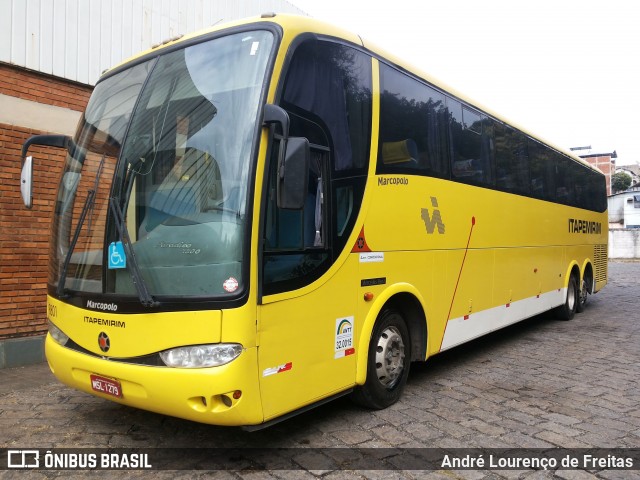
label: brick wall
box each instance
[0,63,91,111]
[0,64,92,340]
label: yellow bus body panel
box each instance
[360,175,607,353]
[46,296,266,426]
[47,297,222,356]
[45,335,263,426]
[257,256,360,422]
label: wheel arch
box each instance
[355,284,427,385]
[564,261,581,289]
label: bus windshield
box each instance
[49,30,274,300]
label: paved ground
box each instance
[0,261,639,479]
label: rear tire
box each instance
[351,309,411,410]
[555,273,578,321]
[576,276,589,313]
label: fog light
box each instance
[159,344,243,368]
[48,320,69,346]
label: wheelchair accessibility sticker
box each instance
[108,242,127,269]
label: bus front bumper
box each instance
[45,334,264,426]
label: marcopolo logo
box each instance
[87,300,118,312]
[421,197,445,234]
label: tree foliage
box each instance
[611,171,632,192]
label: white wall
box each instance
[0,0,305,86]
[609,229,640,259]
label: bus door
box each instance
[257,142,359,420]
[257,38,373,422]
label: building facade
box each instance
[0,0,304,368]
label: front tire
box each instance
[351,309,411,410]
[555,273,578,321]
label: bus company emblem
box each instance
[98,332,110,353]
[421,197,445,234]
[568,218,602,234]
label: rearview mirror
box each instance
[277,137,310,210]
[19,134,75,208]
[20,156,33,209]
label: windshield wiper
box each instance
[109,196,159,308]
[56,155,104,298]
[56,189,96,298]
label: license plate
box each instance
[90,374,122,398]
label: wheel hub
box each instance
[375,326,406,388]
[580,280,588,304]
[567,282,576,310]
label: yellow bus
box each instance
[20,14,608,428]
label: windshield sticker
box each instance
[223,277,239,293]
[108,242,127,269]
[335,316,355,359]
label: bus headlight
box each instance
[159,344,243,368]
[48,320,69,346]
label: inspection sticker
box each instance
[223,277,239,293]
[334,316,355,359]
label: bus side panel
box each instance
[257,256,359,422]
[355,250,434,381]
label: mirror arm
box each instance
[262,104,290,142]
[263,104,291,181]
[21,134,73,161]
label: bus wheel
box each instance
[555,274,578,321]
[576,277,589,313]
[351,309,411,410]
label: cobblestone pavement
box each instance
[1,262,639,479]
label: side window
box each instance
[263,38,372,295]
[494,123,530,195]
[377,63,448,178]
[555,155,576,207]
[447,98,494,186]
[574,163,592,210]
[528,139,556,202]
[281,39,371,174]
[594,173,607,212]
